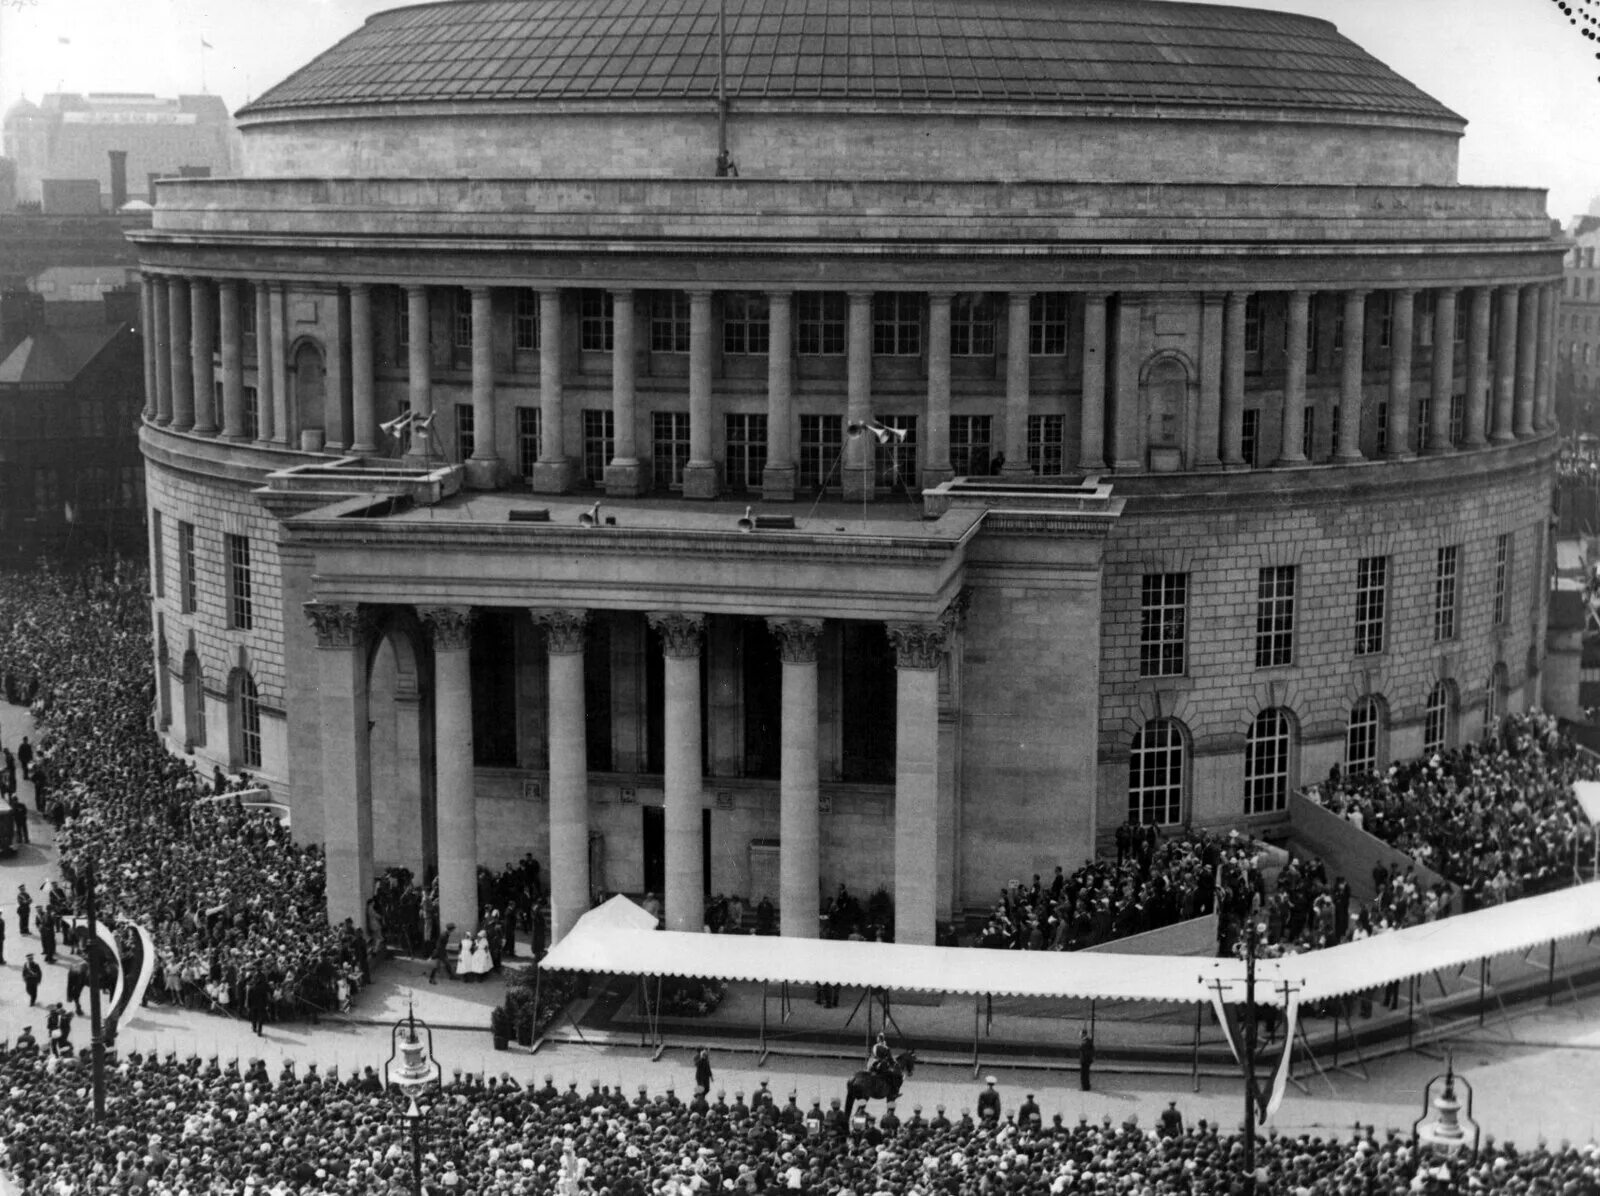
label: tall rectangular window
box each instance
[1414,396,1431,453]
[452,288,472,351]
[1377,292,1393,349]
[872,293,921,356]
[1416,291,1435,347]
[799,414,842,490]
[517,406,541,478]
[1241,409,1261,468]
[1027,414,1065,476]
[948,415,993,476]
[652,411,691,490]
[579,291,614,352]
[581,410,614,484]
[455,403,475,461]
[724,413,767,491]
[151,509,165,599]
[1354,555,1387,655]
[1139,573,1188,677]
[1493,532,1510,626]
[396,291,410,350]
[1449,392,1464,444]
[1301,406,1316,460]
[949,293,994,357]
[1244,293,1262,354]
[1029,293,1068,356]
[178,520,197,614]
[226,533,253,631]
[244,385,259,441]
[796,293,846,355]
[1433,545,1460,641]
[872,415,917,489]
[1255,565,1296,668]
[650,292,691,353]
[514,289,540,352]
[722,293,770,355]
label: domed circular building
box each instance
[134,0,1563,945]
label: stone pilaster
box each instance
[190,277,217,436]
[1463,286,1491,448]
[1428,288,1457,454]
[532,608,591,944]
[152,275,173,425]
[420,605,477,935]
[1386,289,1415,458]
[886,618,947,947]
[466,286,500,488]
[843,290,874,501]
[1278,290,1309,465]
[648,611,707,931]
[605,289,644,496]
[253,281,276,445]
[762,291,797,500]
[1080,292,1109,472]
[768,617,823,938]
[349,283,377,454]
[1220,291,1247,468]
[303,602,374,929]
[1001,290,1034,477]
[683,290,719,499]
[533,288,574,492]
[924,292,954,484]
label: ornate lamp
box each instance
[1413,1056,1479,1159]
[385,997,441,1092]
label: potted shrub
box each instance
[511,988,536,1047]
[490,1003,511,1051]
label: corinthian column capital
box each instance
[303,602,372,650]
[886,621,950,671]
[532,608,590,655]
[766,617,824,664]
[647,611,706,659]
[419,605,475,651]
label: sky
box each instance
[1,0,1598,218]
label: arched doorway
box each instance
[366,612,436,921]
[292,340,326,449]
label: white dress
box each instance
[470,933,494,976]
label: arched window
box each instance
[1423,681,1456,756]
[1345,697,1383,777]
[233,671,262,769]
[182,651,206,748]
[1128,719,1186,827]
[1244,708,1294,815]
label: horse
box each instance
[844,1049,917,1118]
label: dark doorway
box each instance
[584,614,613,771]
[470,609,517,766]
[741,617,781,778]
[841,621,896,782]
[643,807,664,896]
[640,806,712,898]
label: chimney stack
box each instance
[108,150,128,212]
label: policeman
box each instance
[976,1075,1001,1123]
[779,1091,804,1129]
[879,1102,901,1135]
[751,1079,775,1112]
[929,1104,952,1131]
[1017,1092,1041,1127]
[730,1090,750,1120]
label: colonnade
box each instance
[144,275,1562,491]
[303,598,961,947]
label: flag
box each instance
[201,37,213,49]
[58,37,71,45]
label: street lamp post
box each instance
[84,858,107,1122]
[1241,919,1260,1196]
[386,999,442,1196]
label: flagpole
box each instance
[200,37,209,94]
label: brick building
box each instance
[134,0,1564,943]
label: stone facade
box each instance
[132,0,1565,943]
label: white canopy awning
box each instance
[544,886,1600,1009]
[1277,883,1600,1003]
[543,900,1248,1004]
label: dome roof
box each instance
[240,0,1459,124]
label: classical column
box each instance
[768,618,822,938]
[1335,290,1367,463]
[1429,288,1457,453]
[152,275,172,425]
[404,284,432,461]
[683,290,719,499]
[168,278,193,432]
[604,288,643,496]
[269,283,290,445]
[1515,283,1538,438]
[1079,292,1109,472]
[190,277,217,436]
[253,282,276,445]
[762,291,797,499]
[218,280,246,440]
[303,602,373,930]
[420,606,478,937]
[1195,293,1223,469]
[349,283,377,454]
[1220,291,1247,468]
[648,612,706,932]
[1535,281,1556,433]
[140,275,158,421]
[1386,289,1415,458]
[532,288,574,492]
[924,291,954,483]
[886,619,947,947]
[1110,294,1142,472]
[842,290,874,501]
[1001,290,1034,477]
[462,286,499,487]
[1277,290,1309,465]
[1463,286,1491,448]
[1492,285,1519,443]
[533,609,591,944]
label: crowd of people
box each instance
[0,565,370,1025]
[1308,711,1598,912]
[0,1044,1594,1195]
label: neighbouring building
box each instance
[1558,218,1600,435]
[133,0,1564,945]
